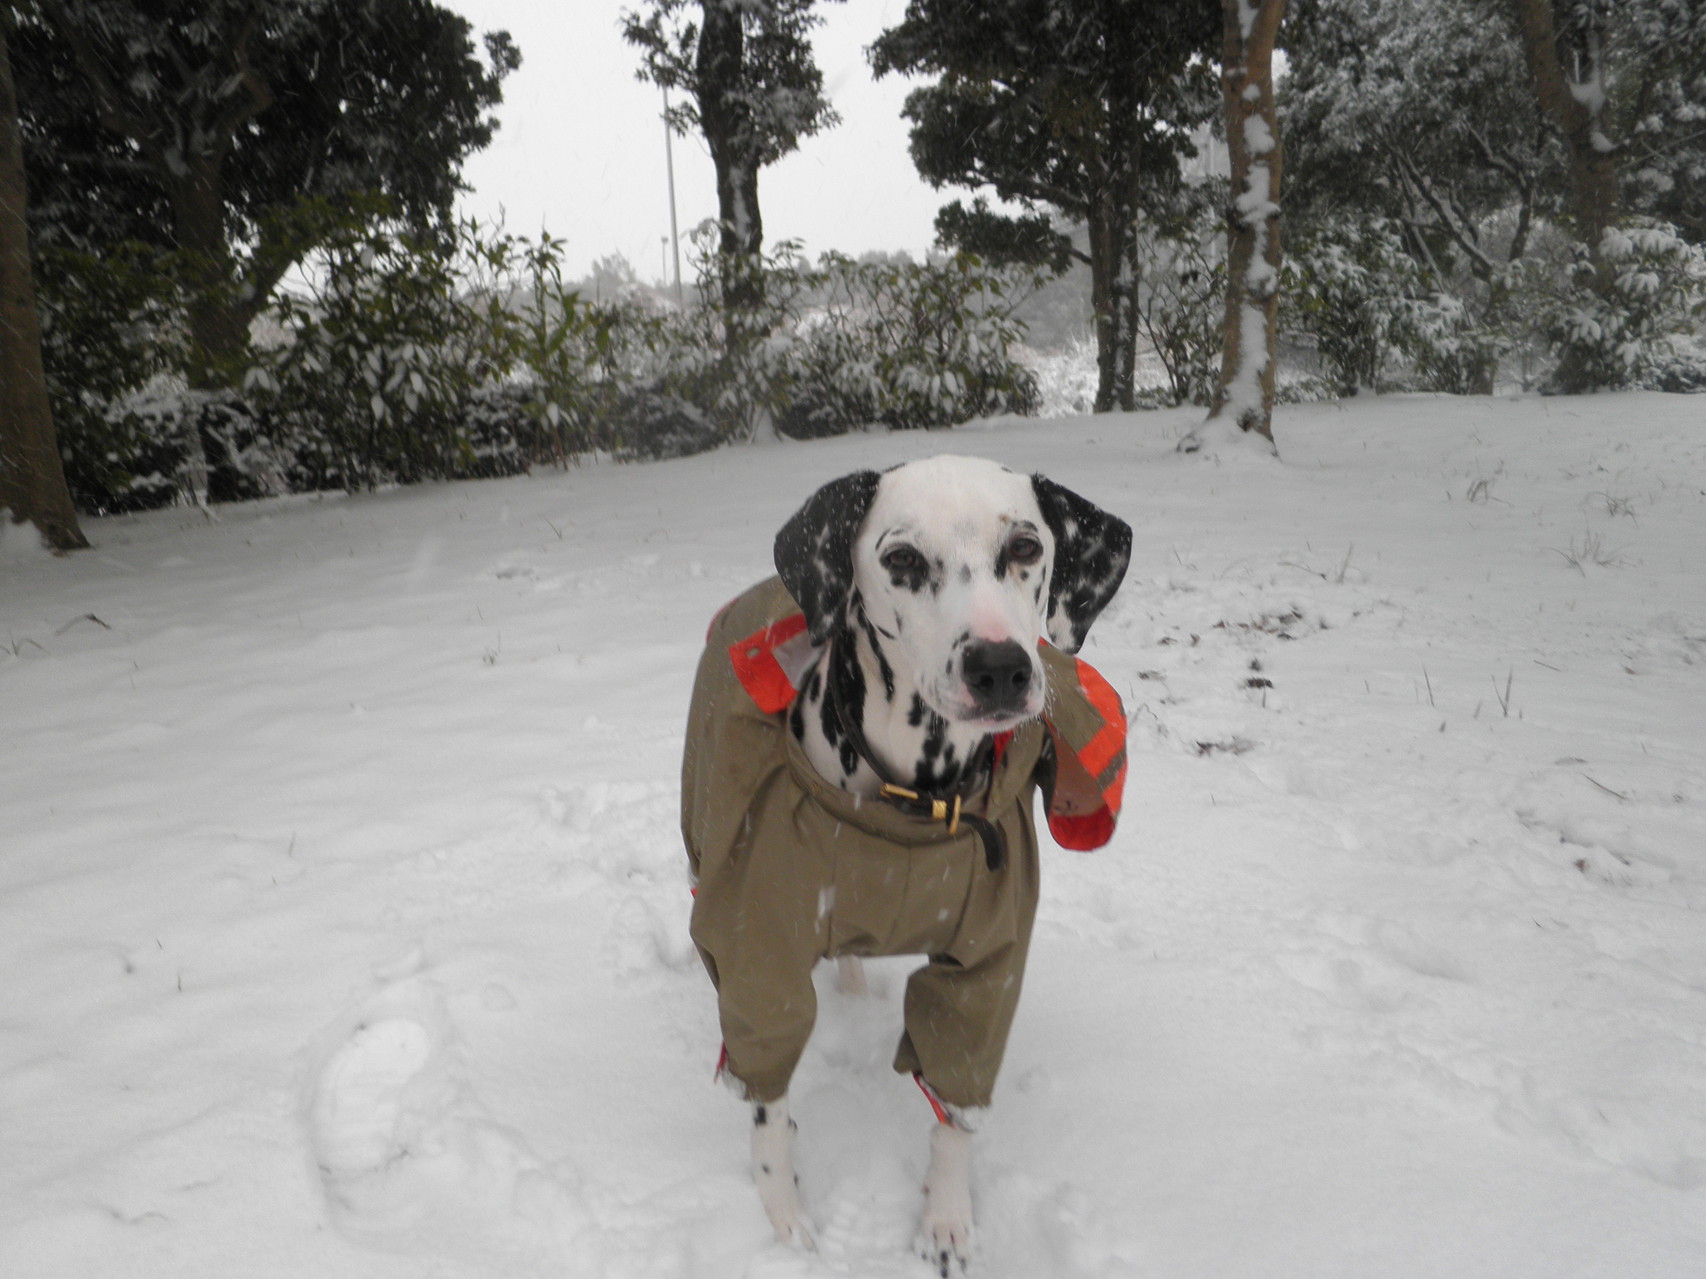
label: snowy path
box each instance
[3,394,1704,1277]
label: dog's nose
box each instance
[962,640,1033,710]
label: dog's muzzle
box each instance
[961,639,1035,716]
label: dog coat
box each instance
[683,577,1126,1108]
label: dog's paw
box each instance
[917,1123,974,1275]
[761,1194,817,1252]
[753,1098,815,1251]
[917,1218,971,1277]
[755,1161,815,1251]
[917,1215,972,1277]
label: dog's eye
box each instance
[881,546,923,574]
[1008,534,1044,566]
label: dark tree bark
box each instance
[0,12,87,550]
[47,5,273,389]
[625,0,836,325]
[1504,0,1621,393]
[1505,0,1619,263]
[696,0,763,281]
[1087,44,1145,414]
[1206,0,1286,445]
[872,0,1218,417]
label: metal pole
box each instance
[662,87,683,306]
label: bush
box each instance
[34,241,194,512]
[1538,222,1706,393]
[1640,350,1706,393]
[1282,218,1513,396]
[771,249,1041,437]
[1133,213,1226,408]
[44,209,1048,511]
[248,221,495,490]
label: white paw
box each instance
[917,1124,974,1276]
[753,1098,815,1250]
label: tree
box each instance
[14,0,518,390]
[871,0,1219,414]
[1194,0,1285,449]
[0,6,85,550]
[1286,0,1706,394]
[1502,0,1618,268]
[623,0,839,310]
[1612,0,1706,244]
[1286,0,1547,293]
[1285,0,1549,396]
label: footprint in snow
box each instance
[302,973,592,1254]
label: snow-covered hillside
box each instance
[3,394,1704,1278]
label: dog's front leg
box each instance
[918,1121,974,1275]
[752,1096,813,1248]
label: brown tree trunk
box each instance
[170,153,249,388]
[697,0,764,316]
[166,152,265,501]
[1506,0,1618,260]
[1087,197,1119,413]
[0,14,88,551]
[1207,0,1285,444]
[1505,0,1620,393]
[1087,177,1143,412]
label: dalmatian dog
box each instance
[745,455,1130,1271]
[778,456,1122,797]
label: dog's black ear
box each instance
[1032,474,1132,653]
[774,470,882,643]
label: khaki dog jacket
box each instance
[683,577,1126,1108]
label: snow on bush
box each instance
[1538,221,1706,393]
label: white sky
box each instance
[446,1,956,283]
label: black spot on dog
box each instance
[775,471,881,643]
[853,594,897,702]
[880,542,931,594]
[821,631,869,779]
[911,712,962,793]
[1031,474,1133,653]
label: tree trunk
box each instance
[1206,0,1286,444]
[697,0,764,315]
[1506,0,1618,260]
[1505,0,1619,393]
[0,15,88,551]
[170,153,248,387]
[1087,197,1119,412]
[1087,177,1142,413]
[166,153,255,501]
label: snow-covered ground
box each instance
[3,393,1704,1279]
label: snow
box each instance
[4,392,1706,1278]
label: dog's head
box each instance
[775,456,1131,730]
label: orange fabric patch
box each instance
[1072,657,1126,803]
[728,613,809,714]
[1102,758,1127,816]
[1074,656,1125,726]
[1047,806,1115,851]
[1077,719,1125,783]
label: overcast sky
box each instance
[444,1,955,284]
